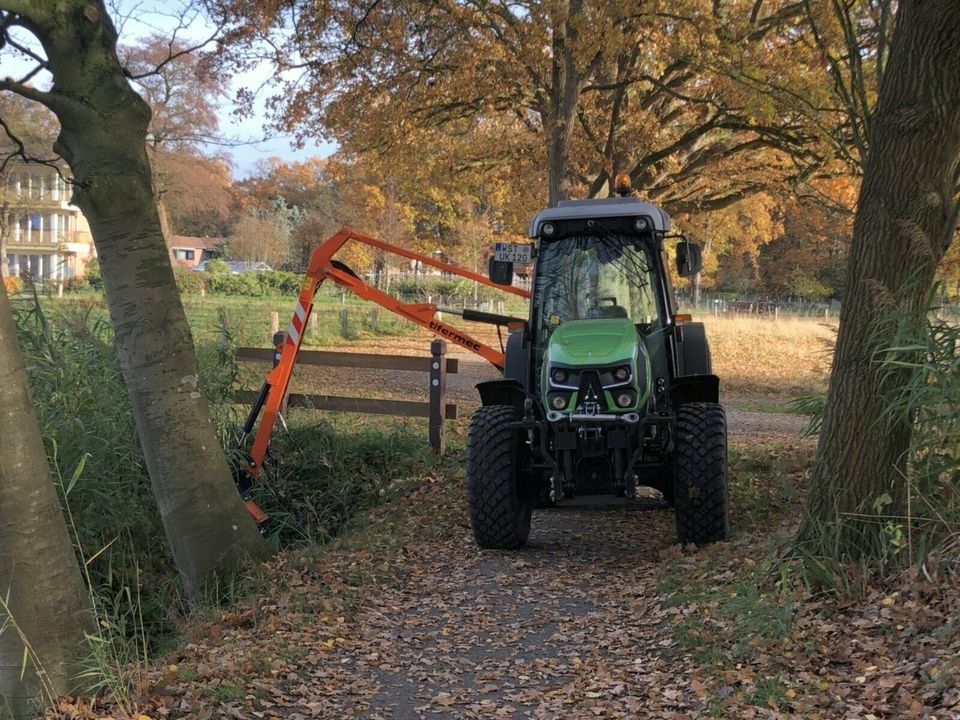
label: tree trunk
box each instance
[798,0,960,559]
[6,1,270,594]
[546,0,584,207]
[0,226,8,279]
[0,199,9,280]
[0,286,94,720]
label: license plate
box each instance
[493,242,532,263]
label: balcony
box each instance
[8,229,92,249]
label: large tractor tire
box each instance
[466,405,531,549]
[673,402,729,545]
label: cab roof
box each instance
[527,197,672,238]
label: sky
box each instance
[111,0,338,176]
[1,0,336,178]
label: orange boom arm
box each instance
[238,227,530,527]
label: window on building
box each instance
[175,249,196,260]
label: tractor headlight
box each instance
[616,391,634,408]
[634,217,648,231]
[549,393,569,410]
[542,222,556,237]
[551,367,568,384]
[613,366,630,382]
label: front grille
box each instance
[577,371,607,411]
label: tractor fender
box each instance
[671,374,720,405]
[674,321,712,376]
[476,379,526,412]
[503,330,528,388]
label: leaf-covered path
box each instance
[308,498,692,718]
[147,422,959,720]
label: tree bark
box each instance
[546,0,584,207]
[0,285,94,720]
[0,205,8,280]
[798,0,960,559]
[0,1,270,594]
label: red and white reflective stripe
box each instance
[286,301,309,346]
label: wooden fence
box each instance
[234,335,459,452]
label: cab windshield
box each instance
[533,234,661,334]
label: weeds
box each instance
[248,417,434,545]
[792,287,960,584]
[871,292,960,571]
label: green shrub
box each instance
[392,276,475,301]
[173,264,209,294]
[204,258,230,275]
[249,419,433,544]
[257,270,302,296]
[208,271,263,296]
[85,257,102,290]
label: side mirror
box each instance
[488,257,514,285]
[676,240,703,277]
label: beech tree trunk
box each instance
[0,1,270,593]
[0,286,94,720]
[798,0,960,559]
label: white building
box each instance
[2,161,96,282]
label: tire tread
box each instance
[466,405,530,549]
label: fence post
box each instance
[309,312,318,336]
[273,331,289,415]
[270,311,280,338]
[429,339,448,454]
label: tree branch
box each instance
[0,115,63,176]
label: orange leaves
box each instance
[2,276,22,295]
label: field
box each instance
[704,315,834,398]
[167,291,833,379]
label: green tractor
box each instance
[467,191,728,548]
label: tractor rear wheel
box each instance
[466,405,531,549]
[673,402,729,545]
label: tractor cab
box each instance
[527,197,674,424]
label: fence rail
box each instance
[234,336,458,452]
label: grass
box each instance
[703,315,834,398]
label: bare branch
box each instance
[0,115,63,177]
[125,28,221,80]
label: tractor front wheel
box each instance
[466,405,531,549]
[673,403,729,545]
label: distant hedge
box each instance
[392,276,475,300]
[172,267,304,297]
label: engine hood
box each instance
[547,318,638,365]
